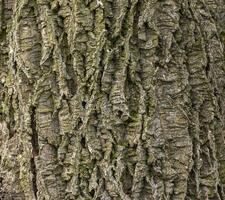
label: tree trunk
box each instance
[1,0,225,199]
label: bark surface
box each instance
[1,0,225,199]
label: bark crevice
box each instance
[31,106,39,156]
[30,106,39,199]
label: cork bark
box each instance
[1,0,225,199]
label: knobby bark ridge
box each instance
[0,0,225,199]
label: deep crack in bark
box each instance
[30,106,38,199]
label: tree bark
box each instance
[1,0,225,199]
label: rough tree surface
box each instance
[0,0,225,199]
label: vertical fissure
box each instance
[217,184,224,200]
[31,106,39,155]
[30,106,39,199]
[30,157,38,199]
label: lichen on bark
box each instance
[0,0,225,200]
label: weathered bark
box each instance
[1,0,225,199]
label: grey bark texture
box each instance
[0,0,225,199]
